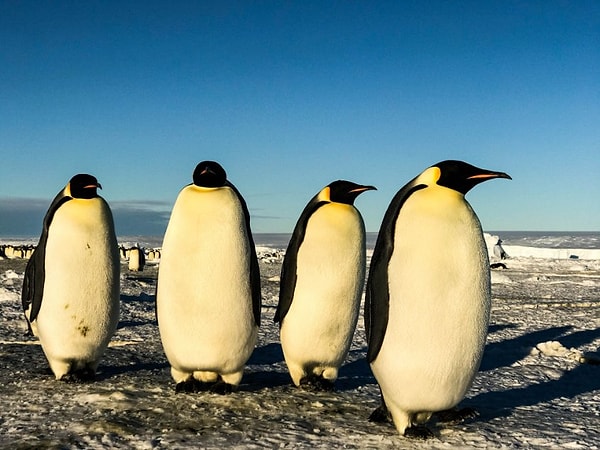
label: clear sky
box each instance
[1,1,598,236]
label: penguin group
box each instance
[19,159,510,438]
[119,245,160,268]
[0,244,35,259]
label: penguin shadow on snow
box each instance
[559,328,600,355]
[96,292,164,380]
[120,292,156,304]
[117,293,157,329]
[468,325,600,421]
[124,275,157,284]
[0,343,49,379]
[244,344,375,392]
[98,346,169,380]
[487,323,518,334]
[480,325,573,371]
[336,348,377,391]
[244,343,292,391]
[95,360,170,381]
[117,319,148,329]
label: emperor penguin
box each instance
[21,174,120,381]
[128,245,145,271]
[275,180,375,390]
[493,239,508,260]
[365,160,511,437]
[156,161,261,394]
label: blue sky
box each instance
[1,1,598,236]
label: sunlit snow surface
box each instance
[0,233,598,449]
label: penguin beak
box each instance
[84,183,102,190]
[467,171,512,181]
[350,185,377,194]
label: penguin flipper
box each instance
[365,251,391,363]
[227,181,262,327]
[248,239,261,327]
[274,199,328,325]
[21,191,69,327]
[274,232,299,325]
[21,256,36,335]
[22,242,46,329]
[21,256,34,315]
[366,182,426,362]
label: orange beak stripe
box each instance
[467,174,498,180]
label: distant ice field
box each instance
[487,231,600,250]
[1,231,599,251]
[2,231,599,260]
[252,231,600,252]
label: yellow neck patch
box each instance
[317,186,331,203]
[415,166,442,186]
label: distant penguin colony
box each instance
[21,174,120,381]
[275,180,375,390]
[16,159,511,439]
[365,160,511,437]
[156,161,261,394]
[0,244,34,259]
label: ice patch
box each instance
[0,286,18,302]
[256,247,285,264]
[484,233,600,260]
[491,271,512,284]
[530,341,584,362]
[1,270,20,280]
[0,270,22,287]
[74,391,131,406]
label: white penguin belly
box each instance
[372,189,490,414]
[157,187,257,375]
[281,204,365,370]
[37,199,120,366]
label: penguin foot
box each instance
[210,381,235,395]
[404,425,434,440]
[59,369,96,383]
[435,407,479,424]
[175,379,194,393]
[175,377,236,394]
[368,403,392,423]
[299,375,334,392]
[175,378,210,393]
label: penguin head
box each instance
[67,174,102,199]
[431,160,511,195]
[323,180,377,205]
[192,161,227,188]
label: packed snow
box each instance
[0,232,599,449]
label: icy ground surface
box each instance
[0,251,599,449]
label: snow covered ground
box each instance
[0,233,599,449]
